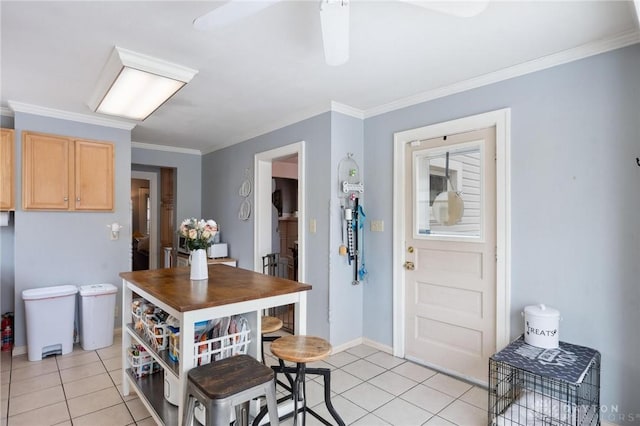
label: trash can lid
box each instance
[79,283,118,296]
[22,285,78,300]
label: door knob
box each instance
[404,261,415,270]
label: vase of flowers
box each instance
[178,218,218,280]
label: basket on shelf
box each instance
[168,317,251,366]
[127,345,160,378]
[130,298,251,367]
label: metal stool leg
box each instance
[208,400,232,425]
[264,379,280,426]
[235,401,250,426]
[182,384,196,426]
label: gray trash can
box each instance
[78,283,118,350]
[22,285,78,361]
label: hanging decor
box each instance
[337,153,366,285]
[432,151,464,226]
[238,168,252,221]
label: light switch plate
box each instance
[371,220,384,232]
[310,219,317,234]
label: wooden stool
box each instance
[261,316,283,363]
[254,335,345,426]
[182,355,279,426]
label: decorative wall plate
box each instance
[239,179,251,197]
[238,198,251,221]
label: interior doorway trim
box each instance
[131,171,158,269]
[254,141,306,283]
[392,108,511,358]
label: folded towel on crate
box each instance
[493,390,588,426]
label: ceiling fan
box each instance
[193,0,488,66]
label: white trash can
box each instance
[22,285,78,361]
[78,283,118,350]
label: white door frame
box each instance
[254,141,306,283]
[392,108,511,357]
[131,171,158,270]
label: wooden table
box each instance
[120,264,311,426]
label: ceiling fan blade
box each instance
[400,0,489,18]
[193,0,283,30]
[320,0,350,66]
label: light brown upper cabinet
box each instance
[22,131,114,211]
[0,129,15,210]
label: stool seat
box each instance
[188,355,273,400]
[271,335,332,364]
[254,335,344,426]
[261,316,283,334]
[183,355,279,426]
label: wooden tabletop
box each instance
[120,264,311,312]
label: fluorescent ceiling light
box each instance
[320,0,350,66]
[89,47,198,121]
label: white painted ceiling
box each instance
[1,1,638,153]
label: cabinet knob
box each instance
[76,197,80,202]
[63,197,68,201]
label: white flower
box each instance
[178,218,218,251]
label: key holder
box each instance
[337,154,365,285]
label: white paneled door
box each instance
[404,127,496,382]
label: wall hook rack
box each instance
[337,153,365,285]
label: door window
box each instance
[414,141,484,239]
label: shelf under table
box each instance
[126,369,179,426]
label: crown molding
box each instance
[131,141,202,156]
[0,107,14,117]
[7,101,137,130]
[364,29,640,119]
[331,101,364,119]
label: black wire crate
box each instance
[488,336,600,426]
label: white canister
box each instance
[164,370,179,406]
[523,304,560,349]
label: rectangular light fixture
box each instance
[88,47,198,121]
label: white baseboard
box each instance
[362,337,393,354]
[331,337,363,354]
[11,345,26,356]
[331,336,394,355]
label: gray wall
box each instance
[202,113,333,339]
[363,44,640,421]
[13,113,131,348]
[131,147,202,227]
[329,112,365,346]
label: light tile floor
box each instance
[1,337,488,425]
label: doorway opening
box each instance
[255,142,306,333]
[131,171,157,270]
[131,167,176,270]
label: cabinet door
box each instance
[74,139,114,211]
[176,255,189,267]
[0,129,15,210]
[22,132,71,210]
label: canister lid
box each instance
[79,283,118,296]
[22,285,78,300]
[524,303,560,318]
